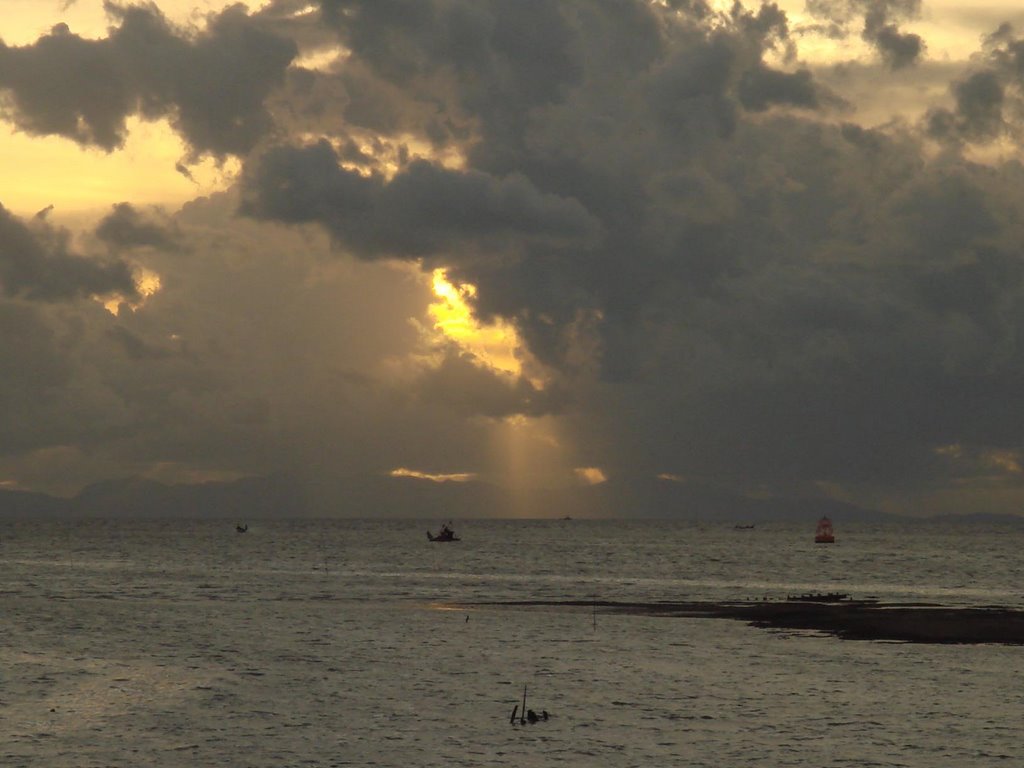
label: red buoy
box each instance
[814,516,835,544]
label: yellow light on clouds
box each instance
[389,467,477,483]
[0,1,258,218]
[102,266,163,314]
[933,443,1024,477]
[574,467,608,485]
[423,269,575,498]
[428,268,524,378]
[987,451,1024,475]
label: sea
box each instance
[3,517,1023,767]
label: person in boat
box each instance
[427,522,459,541]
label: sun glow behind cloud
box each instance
[0,0,266,46]
[428,268,523,378]
[0,117,239,218]
[419,269,584,501]
[103,267,163,315]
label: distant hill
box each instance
[567,476,900,523]
[0,472,900,521]
[69,474,305,518]
[929,511,1024,527]
[0,487,69,518]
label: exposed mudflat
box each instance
[471,598,1024,645]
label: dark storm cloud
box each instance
[738,66,821,111]
[922,25,1024,146]
[0,2,297,157]
[806,0,924,69]
[0,204,138,302]
[642,2,799,141]
[240,140,603,259]
[106,325,176,360]
[304,0,593,155]
[318,0,581,104]
[616,136,1024,492]
[926,71,1005,143]
[234,0,1024,509]
[11,0,1024,514]
[870,23,923,69]
[95,203,180,251]
[248,2,836,294]
[863,2,924,70]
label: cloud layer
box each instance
[0,2,297,156]
[5,1,1024,515]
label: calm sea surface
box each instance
[2,517,1023,766]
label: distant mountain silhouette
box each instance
[0,472,899,521]
[551,475,899,523]
[70,474,305,518]
[0,487,69,517]
[929,511,1024,526]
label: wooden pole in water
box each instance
[509,704,518,725]
[521,684,527,724]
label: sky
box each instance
[5,0,1024,517]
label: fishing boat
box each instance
[814,516,835,544]
[236,524,248,533]
[427,522,459,542]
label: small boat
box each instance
[734,524,755,530]
[814,516,835,544]
[427,522,459,542]
[236,524,248,533]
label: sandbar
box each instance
[467,598,1024,645]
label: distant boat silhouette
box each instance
[814,516,835,544]
[427,521,459,542]
[236,524,248,533]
